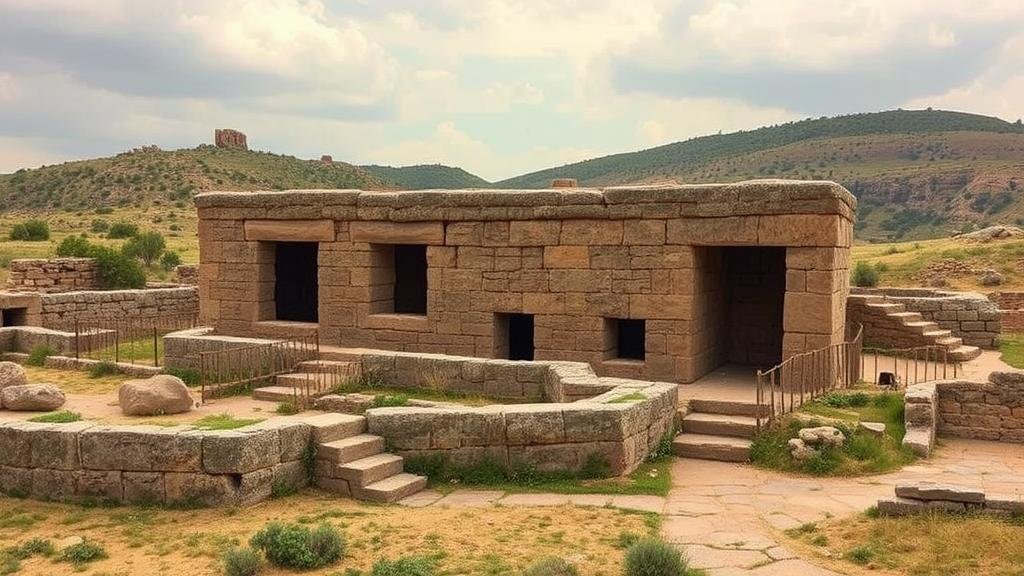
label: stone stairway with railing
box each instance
[847,293,981,361]
[672,399,766,462]
[252,349,362,402]
[310,413,427,502]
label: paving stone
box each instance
[683,544,768,570]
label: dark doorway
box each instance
[393,245,427,314]
[494,313,535,361]
[1,308,27,327]
[722,246,786,366]
[612,318,646,360]
[274,242,318,323]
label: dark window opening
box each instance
[1,308,27,327]
[494,313,534,361]
[393,245,427,315]
[613,318,646,360]
[274,242,319,323]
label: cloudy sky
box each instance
[1,0,1023,180]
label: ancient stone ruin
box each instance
[214,128,248,150]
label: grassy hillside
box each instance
[498,109,1024,241]
[0,146,389,212]
[361,164,491,189]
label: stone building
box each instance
[195,180,854,383]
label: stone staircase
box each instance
[672,399,765,462]
[848,294,981,361]
[252,357,360,402]
[310,413,427,503]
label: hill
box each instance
[498,110,1024,241]
[0,146,390,212]
[361,164,491,189]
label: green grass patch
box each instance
[191,413,263,430]
[608,392,647,404]
[27,410,82,423]
[999,333,1024,369]
[750,391,914,476]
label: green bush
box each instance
[275,402,299,415]
[123,231,166,266]
[223,546,262,576]
[821,392,869,408]
[56,540,107,567]
[90,219,110,233]
[523,556,579,576]
[371,555,437,576]
[26,344,54,367]
[851,261,879,287]
[249,522,343,570]
[160,250,182,271]
[107,221,139,239]
[164,367,201,387]
[9,219,50,241]
[88,361,119,378]
[623,539,687,576]
[56,234,93,257]
[92,246,146,289]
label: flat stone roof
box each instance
[195,180,855,220]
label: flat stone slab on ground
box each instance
[894,482,985,504]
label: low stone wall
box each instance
[851,287,1000,348]
[0,418,314,506]
[903,382,937,457]
[163,327,278,370]
[4,258,99,293]
[0,351,161,378]
[0,326,78,356]
[0,292,41,327]
[987,291,1024,333]
[362,352,677,475]
[935,371,1024,443]
[175,265,199,286]
[38,287,198,327]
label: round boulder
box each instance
[1,384,65,411]
[0,361,28,390]
[788,438,817,461]
[798,426,846,448]
[118,374,194,416]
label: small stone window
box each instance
[609,318,645,361]
[1,308,27,327]
[371,244,428,315]
[494,313,535,361]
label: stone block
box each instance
[164,472,238,507]
[244,219,335,242]
[31,421,93,470]
[237,468,273,505]
[509,221,561,245]
[272,461,310,494]
[80,426,202,472]
[202,430,280,474]
[895,483,985,504]
[351,221,444,244]
[0,466,32,496]
[505,405,564,445]
[123,472,165,504]
[30,468,78,501]
[560,220,623,244]
[77,470,123,502]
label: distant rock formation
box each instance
[215,129,248,150]
[321,155,333,163]
[127,145,161,154]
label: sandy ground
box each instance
[0,490,655,575]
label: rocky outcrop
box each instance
[1,384,65,411]
[118,375,194,416]
[214,129,247,150]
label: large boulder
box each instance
[118,375,194,416]
[1,384,65,411]
[0,361,28,393]
[798,426,846,448]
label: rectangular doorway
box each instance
[722,246,786,366]
[1,308,27,327]
[494,313,535,361]
[274,242,319,323]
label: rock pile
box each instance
[878,482,1023,516]
[788,426,846,461]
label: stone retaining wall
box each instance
[163,327,278,370]
[850,287,1000,348]
[362,352,678,475]
[4,258,99,293]
[987,291,1024,332]
[0,418,313,506]
[175,265,199,286]
[935,371,1024,443]
[38,287,199,327]
[903,382,938,457]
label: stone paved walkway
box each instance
[662,438,1024,575]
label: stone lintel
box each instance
[244,219,335,242]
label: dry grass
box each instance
[0,492,655,575]
[852,235,1024,291]
[786,511,1024,576]
[22,365,128,395]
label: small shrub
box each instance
[372,393,409,408]
[9,219,50,241]
[27,410,81,424]
[88,361,119,378]
[26,344,54,367]
[164,367,200,387]
[805,448,841,476]
[623,538,687,576]
[249,522,343,570]
[223,546,262,576]
[523,556,578,576]
[851,261,879,287]
[57,540,107,567]
[371,555,437,576]
[160,250,182,271]
[821,392,869,408]
[92,246,146,289]
[122,231,166,266]
[275,402,299,415]
[106,221,139,239]
[616,531,641,549]
[845,545,875,565]
[95,207,113,215]
[56,234,93,257]
[9,537,54,559]
[90,219,110,233]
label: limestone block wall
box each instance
[903,382,938,457]
[195,181,855,384]
[164,327,279,370]
[5,259,99,293]
[175,265,199,286]
[37,287,199,327]
[988,292,1024,332]
[935,371,1024,443]
[850,288,1000,348]
[0,419,311,505]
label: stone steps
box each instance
[688,399,768,418]
[319,434,385,464]
[672,433,751,463]
[352,473,428,503]
[334,453,404,487]
[680,412,758,439]
[295,360,360,375]
[852,294,983,361]
[252,385,299,402]
[276,372,337,389]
